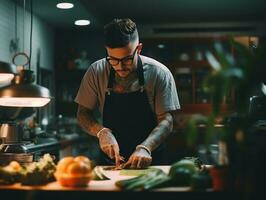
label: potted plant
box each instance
[185,37,266,192]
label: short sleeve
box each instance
[75,66,98,110]
[154,68,180,115]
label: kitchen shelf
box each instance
[142,37,235,115]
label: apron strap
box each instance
[107,67,115,93]
[136,56,144,87]
[107,67,115,89]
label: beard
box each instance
[115,69,131,78]
[114,62,137,78]
[114,65,135,78]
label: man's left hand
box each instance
[123,148,152,169]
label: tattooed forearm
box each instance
[141,112,173,151]
[77,105,103,137]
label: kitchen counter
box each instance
[0,166,241,200]
[0,166,176,191]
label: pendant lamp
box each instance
[0,61,17,85]
[0,68,51,107]
[0,0,51,108]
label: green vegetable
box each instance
[0,167,22,185]
[92,166,110,180]
[119,168,159,176]
[171,157,202,170]
[190,171,212,191]
[115,168,170,191]
[143,173,171,190]
[21,154,56,185]
[0,154,56,185]
[115,157,203,191]
[168,157,200,186]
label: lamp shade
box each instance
[0,70,51,107]
[0,61,17,85]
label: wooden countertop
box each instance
[0,166,190,192]
[0,166,239,200]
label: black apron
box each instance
[100,57,166,165]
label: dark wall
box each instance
[55,29,105,67]
[53,29,105,117]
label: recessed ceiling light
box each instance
[262,83,266,95]
[56,2,74,9]
[157,44,165,49]
[75,20,91,26]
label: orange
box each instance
[74,156,91,165]
[66,161,91,176]
[55,156,93,187]
[56,156,74,174]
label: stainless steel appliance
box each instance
[0,107,36,165]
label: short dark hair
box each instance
[104,18,138,48]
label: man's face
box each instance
[106,43,142,78]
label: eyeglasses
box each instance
[106,47,138,66]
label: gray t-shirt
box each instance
[75,55,180,118]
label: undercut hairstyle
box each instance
[104,18,139,48]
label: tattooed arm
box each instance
[76,104,103,136]
[123,112,174,168]
[141,112,174,152]
[77,104,120,160]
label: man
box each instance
[75,18,180,169]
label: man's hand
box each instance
[123,148,152,169]
[98,128,120,160]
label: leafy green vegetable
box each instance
[0,167,22,185]
[21,154,56,185]
[0,154,56,185]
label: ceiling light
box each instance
[56,2,74,9]
[157,44,165,49]
[262,83,266,95]
[75,20,90,26]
